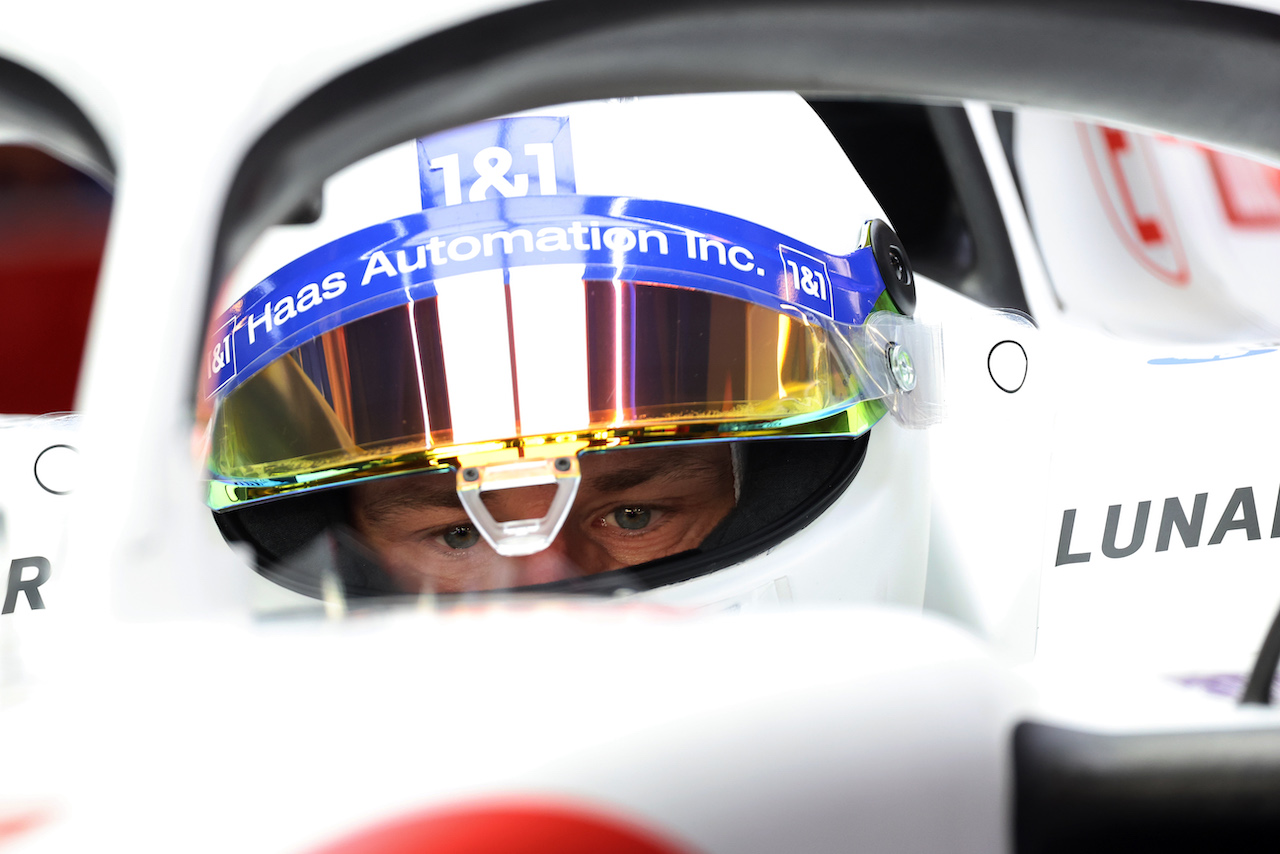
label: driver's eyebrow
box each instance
[585,450,727,494]
[359,475,568,523]
[356,481,461,524]
[358,449,728,524]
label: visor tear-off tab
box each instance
[456,455,581,556]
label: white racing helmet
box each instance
[198,92,1001,611]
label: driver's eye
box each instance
[441,525,481,549]
[611,507,652,530]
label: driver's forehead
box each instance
[352,444,733,511]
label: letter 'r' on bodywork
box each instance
[3,557,50,614]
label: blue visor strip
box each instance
[204,195,888,399]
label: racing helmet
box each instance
[198,92,945,610]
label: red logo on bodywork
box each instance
[306,799,696,854]
[1078,123,1190,286]
[1207,149,1280,228]
[0,808,50,847]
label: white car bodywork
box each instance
[2,1,1280,851]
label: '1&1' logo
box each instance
[417,116,576,210]
[779,245,833,317]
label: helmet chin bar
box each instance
[455,456,582,557]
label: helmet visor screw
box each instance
[887,247,910,285]
[887,343,917,392]
[462,467,480,482]
[554,457,572,472]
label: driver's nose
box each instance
[508,535,581,586]
[487,485,580,585]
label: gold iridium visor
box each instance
[201,199,942,556]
